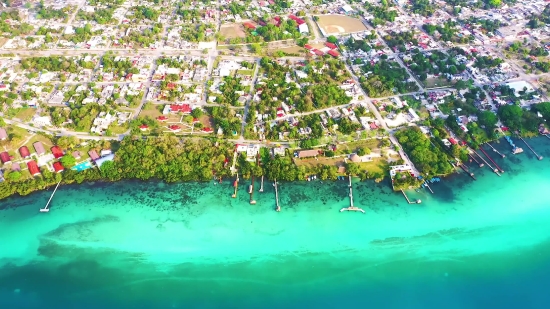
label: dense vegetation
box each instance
[408,0,436,17]
[395,127,453,176]
[359,59,419,97]
[423,21,474,44]
[364,3,398,27]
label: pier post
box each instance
[232,174,239,198]
[40,180,62,212]
[274,179,280,212]
[259,176,264,192]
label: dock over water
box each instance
[41,180,62,212]
[480,146,504,173]
[519,136,543,160]
[274,179,280,212]
[340,175,365,213]
[401,189,421,204]
[486,143,505,158]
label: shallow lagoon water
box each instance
[1,138,550,308]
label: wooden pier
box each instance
[468,153,484,167]
[459,164,476,180]
[473,149,501,176]
[273,179,280,212]
[340,175,365,213]
[231,174,239,198]
[423,180,434,194]
[519,136,543,160]
[401,189,421,204]
[259,175,264,192]
[479,146,504,173]
[249,176,256,205]
[486,143,505,158]
[40,180,62,212]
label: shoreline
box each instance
[1,134,547,201]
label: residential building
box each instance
[19,146,31,159]
[27,160,41,177]
[0,127,7,140]
[33,142,45,156]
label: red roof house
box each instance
[19,146,31,159]
[139,124,149,131]
[288,14,305,25]
[304,44,313,50]
[325,42,338,49]
[202,127,214,133]
[51,146,64,159]
[243,22,257,30]
[327,50,340,57]
[170,104,191,114]
[27,160,40,177]
[448,138,458,145]
[89,150,100,161]
[157,116,168,121]
[0,151,10,164]
[168,125,181,132]
[312,49,324,56]
[53,162,64,173]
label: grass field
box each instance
[333,139,382,156]
[220,23,246,39]
[139,103,163,119]
[14,107,37,122]
[315,15,367,35]
[424,77,454,88]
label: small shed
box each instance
[0,127,7,140]
[12,162,21,171]
[72,151,81,160]
[297,149,319,158]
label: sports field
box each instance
[316,15,367,35]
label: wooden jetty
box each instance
[273,179,280,212]
[473,149,501,176]
[479,146,504,173]
[231,174,239,198]
[249,177,256,205]
[519,136,543,160]
[401,189,421,204]
[40,180,62,212]
[545,134,550,140]
[468,153,484,167]
[486,143,505,158]
[340,175,365,213]
[259,175,264,192]
[423,181,434,193]
[459,164,476,180]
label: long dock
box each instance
[274,179,280,212]
[249,176,256,205]
[459,164,476,180]
[472,149,501,176]
[423,181,434,194]
[468,153,484,167]
[40,180,62,212]
[340,175,365,213]
[401,189,421,204]
[259,175,264,192]
[479,146,504,173]
[231,174,239,198]
[486,143,505,158]
[519,136,543,160]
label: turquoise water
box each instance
[72,161,93,171]
[1,137,550,308]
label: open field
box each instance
[424,77,454,88]
[315,15,367,35]
[220,23,246,39]
[295,156,344,169]
[14,107,37,122]
[139,103,163,119]
[333,139,382,156]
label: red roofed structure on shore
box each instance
[53,162,64,173]
[139,124,149,131]
[0,151,10,164]
[288,14,305,25]
[51,146,64,159]
[304,44,313,50]
[312,49,324,56]
[157,115,168,121]
[325,42,338,49]
[170,104,192,114]
[19,146,31,159]
[243,22,256,30]
[327,50,340,57]
[27,160,40,176]
[202,127,214,133]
